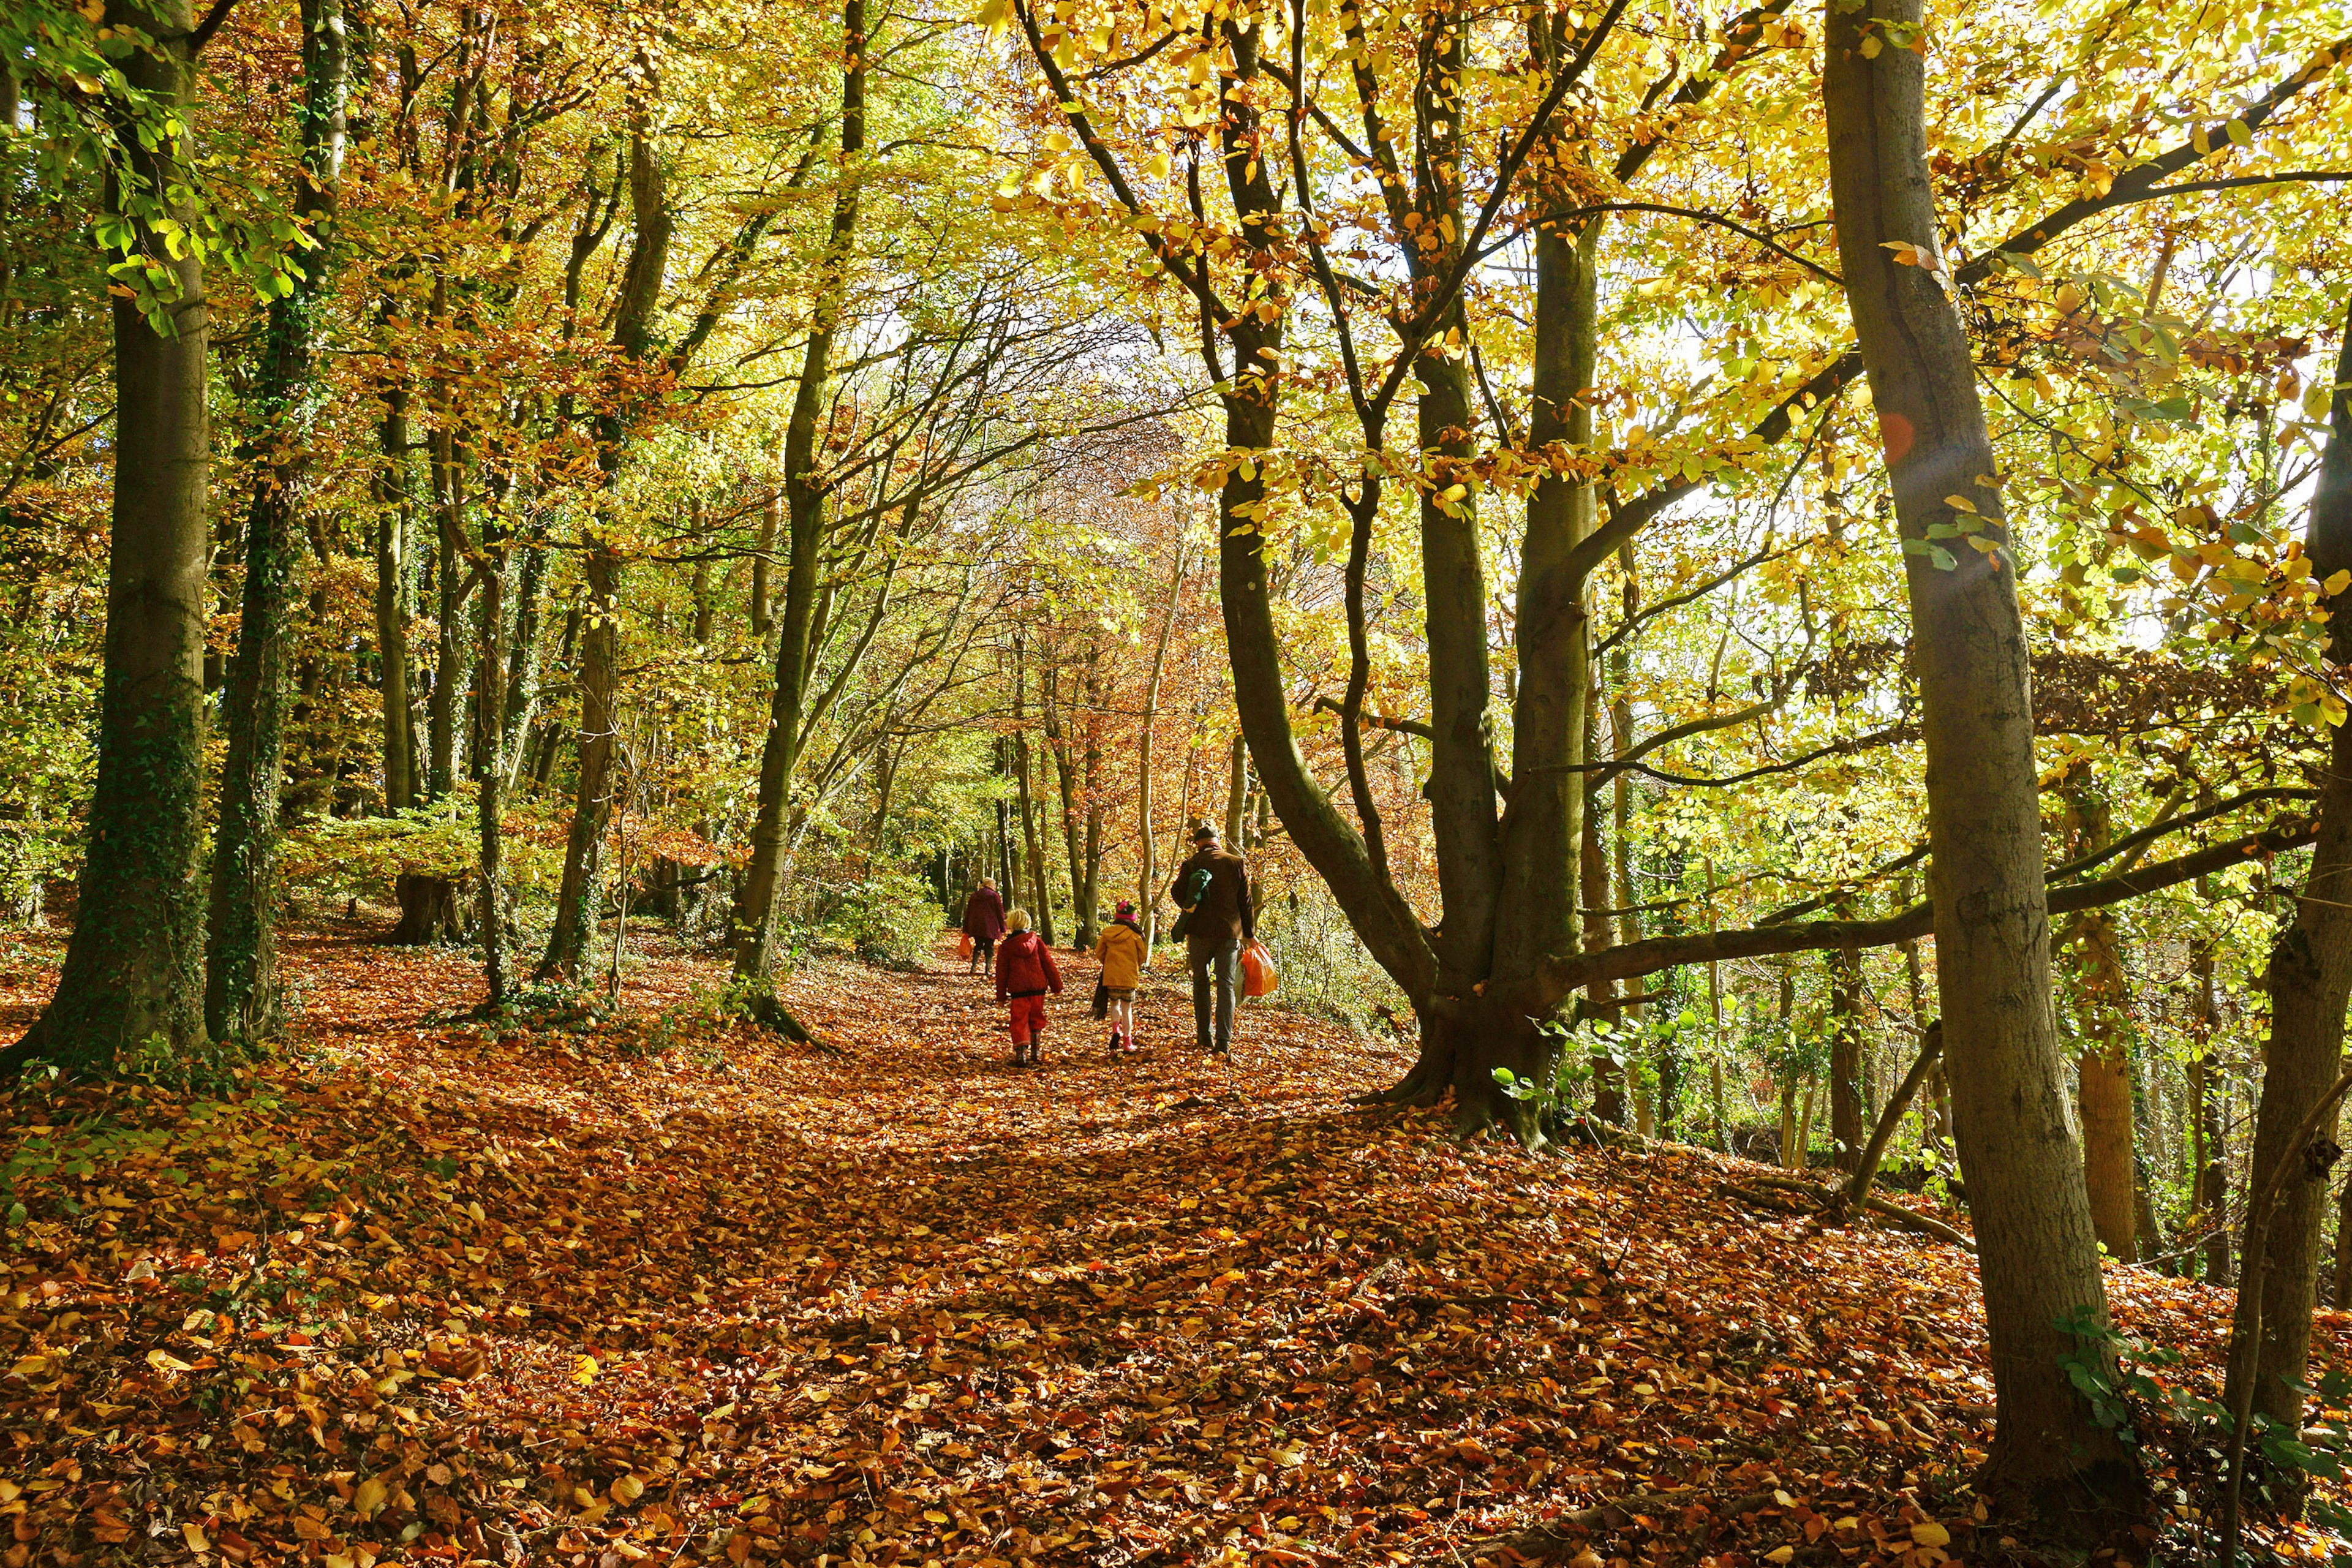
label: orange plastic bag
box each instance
[1240,939,1278,999]
[957,932,974,961]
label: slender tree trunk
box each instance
[2062,785,2138,1260]
[473,546,510,1003]
[1609,631,1650,1133]
[206,0,347,1044]
[374,385,418,813]
[1077,654,1104,946]
[1825,0,2131,1500]
[751,433,782,635]
[546,102,671,979]
[1580,688,1624,1124]
[1138,541,1185,944]
[1014,647,1054,944]
[501,541,547,791]
[1706,858,1727,1151]
[540,545,620,979]
[1829,937,1866,1173]
[2334,1178,2352,1312]
[426,437,467,801]
[1795,1076,1818,1170]
[2225,307,2352,1448]
[9,0,211,1076]
[1222,733,1247,847]
[2192,929,2232,1285]
[731,10,862,977]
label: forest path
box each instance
[0,919,2299,1566]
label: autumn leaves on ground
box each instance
[0,925,2320,1568]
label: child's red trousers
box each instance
[1006,994,1047,1044]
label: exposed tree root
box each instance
[741,993,854,1057]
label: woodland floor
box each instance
[0,918,2346,1568]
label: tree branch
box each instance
[1538,819,2313,998]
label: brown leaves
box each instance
[0,922,2341,1565]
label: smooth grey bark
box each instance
[1824,0,2129,1503]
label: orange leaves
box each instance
[2,920,2342,1566]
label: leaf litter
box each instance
[2,918,2346,1567]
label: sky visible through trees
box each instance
[2,0,2352,1559]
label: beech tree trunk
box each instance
[1137,542,1185,944]
[731,9,862,978]
[501,542,548,790]
[473,546,511,1003]
[1828,937,1865,1173]
[1411,6,1502,1026]
[1823,0,2131,1504]
[391,870,473,944]
[2192,929,2232,1284]
[2067,788,2138,1261]
[374,383,419,815]
[207,0,347,1044]
[8,0,211,1077]
[540,544,622,979]
[2225,307,2352,1446]
[546,107,671,980]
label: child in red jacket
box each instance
[993,910,1062,1066]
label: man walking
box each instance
[1169,823,1252,1056]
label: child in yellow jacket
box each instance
[1095,902,1148,1055]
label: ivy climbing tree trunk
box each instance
[9,0,211,1077]
[1823,0,2134,1509]
[206,0,348,1044]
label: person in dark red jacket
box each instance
[960,878,1006,974]
[993,909,1063,1067]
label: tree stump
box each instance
[391,870,474,944]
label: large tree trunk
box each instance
[730,10,861,978]
[1485,189,1604,1132]
[1411,10,1502,1019]
[8,0,211,1077]
[1823,0,2132,1505]
[2226,304,2352,1449]
[540,544,622,979]
[206,0,347,1044]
